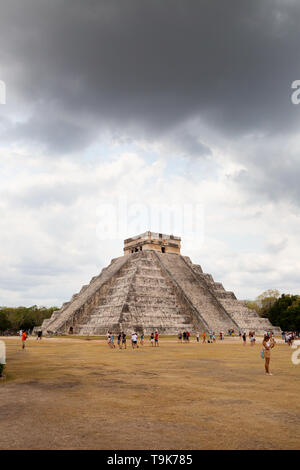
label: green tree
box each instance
[247,289,280,317]
[268,294,300,331]
[0,305,59,332]
[0,309,11,331]
[256,289,280,317]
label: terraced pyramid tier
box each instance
[40,251,280,335]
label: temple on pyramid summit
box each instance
[40,231,280,336]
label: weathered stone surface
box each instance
[41,240,280,335]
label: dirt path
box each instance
[0,337,299,449]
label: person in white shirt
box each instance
[131,333,138,349]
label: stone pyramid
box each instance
[41,232,280,335]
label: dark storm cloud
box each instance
[1,0,300,152]
[1,109,98,153]
[232,137,300,206]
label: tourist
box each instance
[287,333,294,346]
[183,331,186,342]
[196,333,199,343]
[178,332,182,342]
[117,332,122,349]
[242,332,246,346]
[21,330,27,350]
[154,330,159,347]
[202,332,206,343]
[140,332,144,346]
[107,332,111,347]
[110,332,115,349]
[122,331,127,349]
[187,331,190,342]
[250,334,256,346]
[36,330,42,340]
[262,333,276,375]
[131,332,138,349]
[150,332,154,346]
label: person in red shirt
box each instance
[21,331,27,350]
[154,331,159,347]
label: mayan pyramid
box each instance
[40,232,280,335]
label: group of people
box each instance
[282,331,297,345]
[178,331,191,342]
[241,331,256,346]
[18,325,297,377]
[201,331,219,343]
[106,331,159,349]
[178,331,226,343]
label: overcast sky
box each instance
[1,0,300,306]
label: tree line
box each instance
[0,305,58,333]
[1,290,299,334]
[246,289,300,332]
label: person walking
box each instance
[202,332,206,343]
[154,331,159,347]
[122,331,127,349]
[287,333,293,346]
[21,330,27,350]
[37,330,42,340]
[150,332,154,346]
[250,333,256,346]
[131,332,138,349]
[140,332,144,346]
[242,332,247,346]
[110,332,115,349]
[262,333,276,375]
[196,333,200,343]
[117,332,122,349]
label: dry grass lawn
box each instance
[0,336,299,450]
